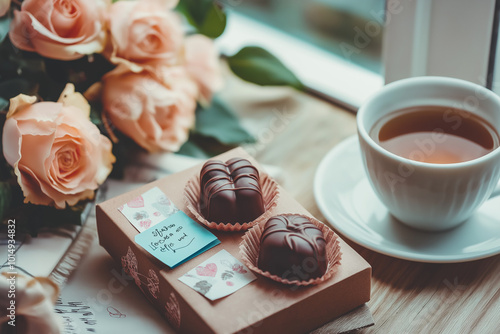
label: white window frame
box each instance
[383,0,497,87]
[217,0,500,111]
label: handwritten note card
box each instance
[119,187,220,268]
[135,211,220,268]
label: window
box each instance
[218,0,500,110]
[217,0,385,110]
[230,0,385,74]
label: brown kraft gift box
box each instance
[96,147,371,334]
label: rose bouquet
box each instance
[0,0,301,234]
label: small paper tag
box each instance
[135,211,220,268]
[119,187,179,232]
[178,250,256,300]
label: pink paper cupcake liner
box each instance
[239,213,342,286]
[184,173,279,232]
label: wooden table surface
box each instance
[220,74,500,334]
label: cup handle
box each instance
[490,180,500,198]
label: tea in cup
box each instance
[357,76,500,231]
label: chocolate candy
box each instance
[200,158,265,224]
[258,215,327,281]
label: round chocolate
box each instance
[200,157,265,224]
[258,215,327,281]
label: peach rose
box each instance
[185,34,224,103]
[9,0,107,60]
[106,0,183,72]
[101,65,197,152]
[0,0,10,16]
[2,84,115,209]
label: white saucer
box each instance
[314,135,500,263]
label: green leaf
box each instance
[177,0,226,38]
[197,4,226,38]
[227,47,304,90]
[0,16,12,44]
[178,96,257,157]
[193,96,255,145]
[177,133,242,158]
[0,182,12,222]
[177,137,211,158]
[0,97,7,111]
[89,102,103,127]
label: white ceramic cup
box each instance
[357,76,500,231]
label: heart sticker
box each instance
[195,263,217,277]
[140,219,152,229]
[127,196,144,208]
